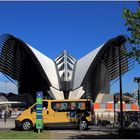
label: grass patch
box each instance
[0,130,50,139]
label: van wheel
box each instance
[79,120,88,130]
[22,120,33,131]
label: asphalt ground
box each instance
[0,118,15,130]
[0,118,115,131]
[0,119,140,139]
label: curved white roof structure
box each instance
[28,45,60,90]
[73,44,103,90]
[0,34,134,101]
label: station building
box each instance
[0,34,133,102]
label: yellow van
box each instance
[15,99,93,130]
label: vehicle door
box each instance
[50,102,70,123]
[30,104,37,124]
[42,101,50,123]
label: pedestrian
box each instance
[4,109,8,123]
[0,108,2,119]
[9,108,12,118]
[97,113,99,126]
[92,114,95,125]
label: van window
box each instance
[74,101,90,110]
[52,102,69,112]
[51,101,91,112]
[31,101,48,112]
[32,105,36,112]
[42,101,48,110]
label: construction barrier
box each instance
[93,103,139,111]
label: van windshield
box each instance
[51,101,91,112]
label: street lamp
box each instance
[4,81,8,94]
[114,35,126,129]
[113,94,117,125]
[134,77,140,113]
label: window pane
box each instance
[51,101,91,112]
[51,102,69,112]
[43,101,48,110]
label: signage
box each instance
[36,91,43,129]
[133,90,138,99]
[70,111,76,118]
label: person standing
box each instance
[4,109,8,123]
[0,108,2,119]
[9,108,12,118]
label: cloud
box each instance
[0,81,18,94]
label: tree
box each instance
[123,5,140,63]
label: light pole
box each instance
[119,44,123,129]
[114,94,116,126]
[4,81,8,94]
[114,35,126,130]
[134,77,140,113]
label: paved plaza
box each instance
[0,118,15,130]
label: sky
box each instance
[0,1,139,94]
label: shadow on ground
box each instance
[10,126,140,139]
[69,130,140,139]
[44,125,78,130]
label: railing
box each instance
[0,111,22,119]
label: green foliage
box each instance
[123,7,140,63]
